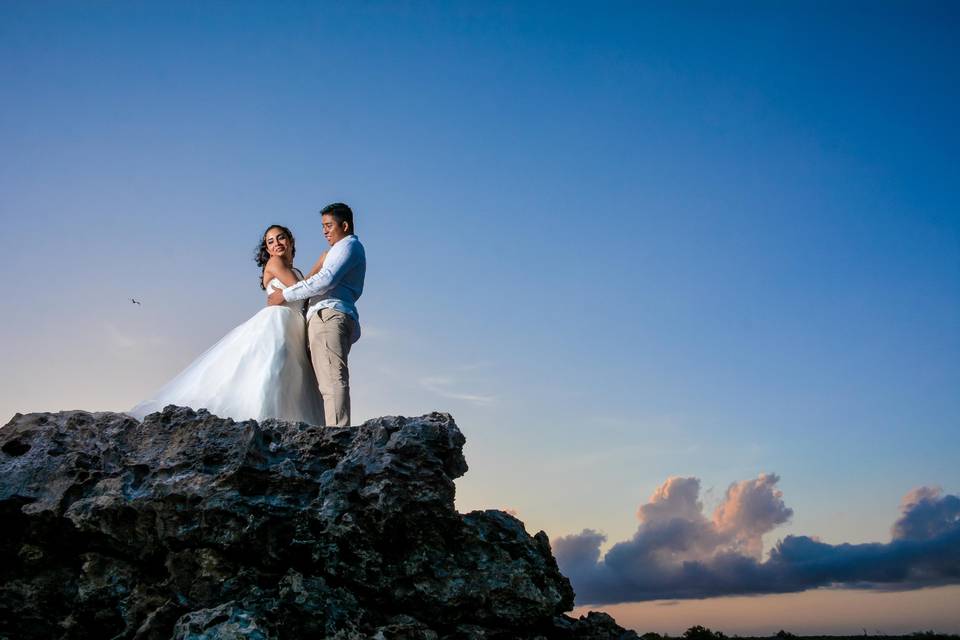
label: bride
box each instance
[129,225,326,425]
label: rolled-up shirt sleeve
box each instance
[283,239,356,302]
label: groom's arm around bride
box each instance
[268,203,366,427]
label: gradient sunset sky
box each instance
[2,2,958,634]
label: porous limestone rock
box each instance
[0,407,638,640]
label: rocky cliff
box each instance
[0,407,637,640]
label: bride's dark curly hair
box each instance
[255,224,296,290]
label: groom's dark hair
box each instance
[320,202,354,235]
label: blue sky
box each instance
[1,2,958,633]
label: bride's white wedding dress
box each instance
[129,277,325,425]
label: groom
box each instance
[268,202,366,427]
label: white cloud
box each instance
[419,376,495,406]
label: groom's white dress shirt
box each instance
[282,234,366,342]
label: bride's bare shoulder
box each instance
[264,256,297,287]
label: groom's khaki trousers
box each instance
[307,308,355,427]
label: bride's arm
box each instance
[263,256,300,288]
[305,251,328,278]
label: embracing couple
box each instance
[130,203,366,427]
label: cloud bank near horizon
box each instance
[553,476,960,605]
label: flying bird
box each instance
[131,298,141,306]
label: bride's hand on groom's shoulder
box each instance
[306,250,328,278]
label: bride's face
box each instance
[264,227,292,260]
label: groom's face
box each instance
[322,214,349,246]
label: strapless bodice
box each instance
[266,277,306,313]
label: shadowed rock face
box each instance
[0,407,638,640]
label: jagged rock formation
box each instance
[0,407,638,640]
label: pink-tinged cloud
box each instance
[712,473,793,558]
[892,486,960,542]
[553,478,960,605]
